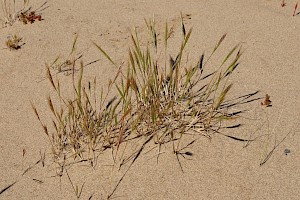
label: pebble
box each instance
[284,148,291,155]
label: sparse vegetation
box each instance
[1,0,29,26]
[0,0,45,27]
[32,14,251,175]
[5,34,23,50]
[30,15,265,199]
[18,9,42,24]
[0,0,297,198]
[95,16,245,171]
[48,35,82,76]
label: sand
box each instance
[1,0,300,199]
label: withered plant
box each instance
[33,15,252,176]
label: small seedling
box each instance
[281,0,286,7]
[50,56,82,75]
[5,34,23,50]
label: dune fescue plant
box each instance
[95,15,244,167]
[32,62,123,171]
[33,15,252,176]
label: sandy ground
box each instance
[1,0,300,199]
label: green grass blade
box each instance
[213,33,227,53]
[70,34,78,56]
[214,83,233,109]
[93,42,117,67]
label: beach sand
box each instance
[1,0,300,199]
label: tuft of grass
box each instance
[96,15,243,163]
[33,57,122,170]
[33,15,248,176]
[5,34,23,50]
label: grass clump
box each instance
[33,15,248,175]
[95,16,244,164]
[5,34,23,50]
[32,63,121,170]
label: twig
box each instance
[0,181,17,195]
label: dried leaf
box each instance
[261,94,272,107]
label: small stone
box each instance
[284,148,291,155]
